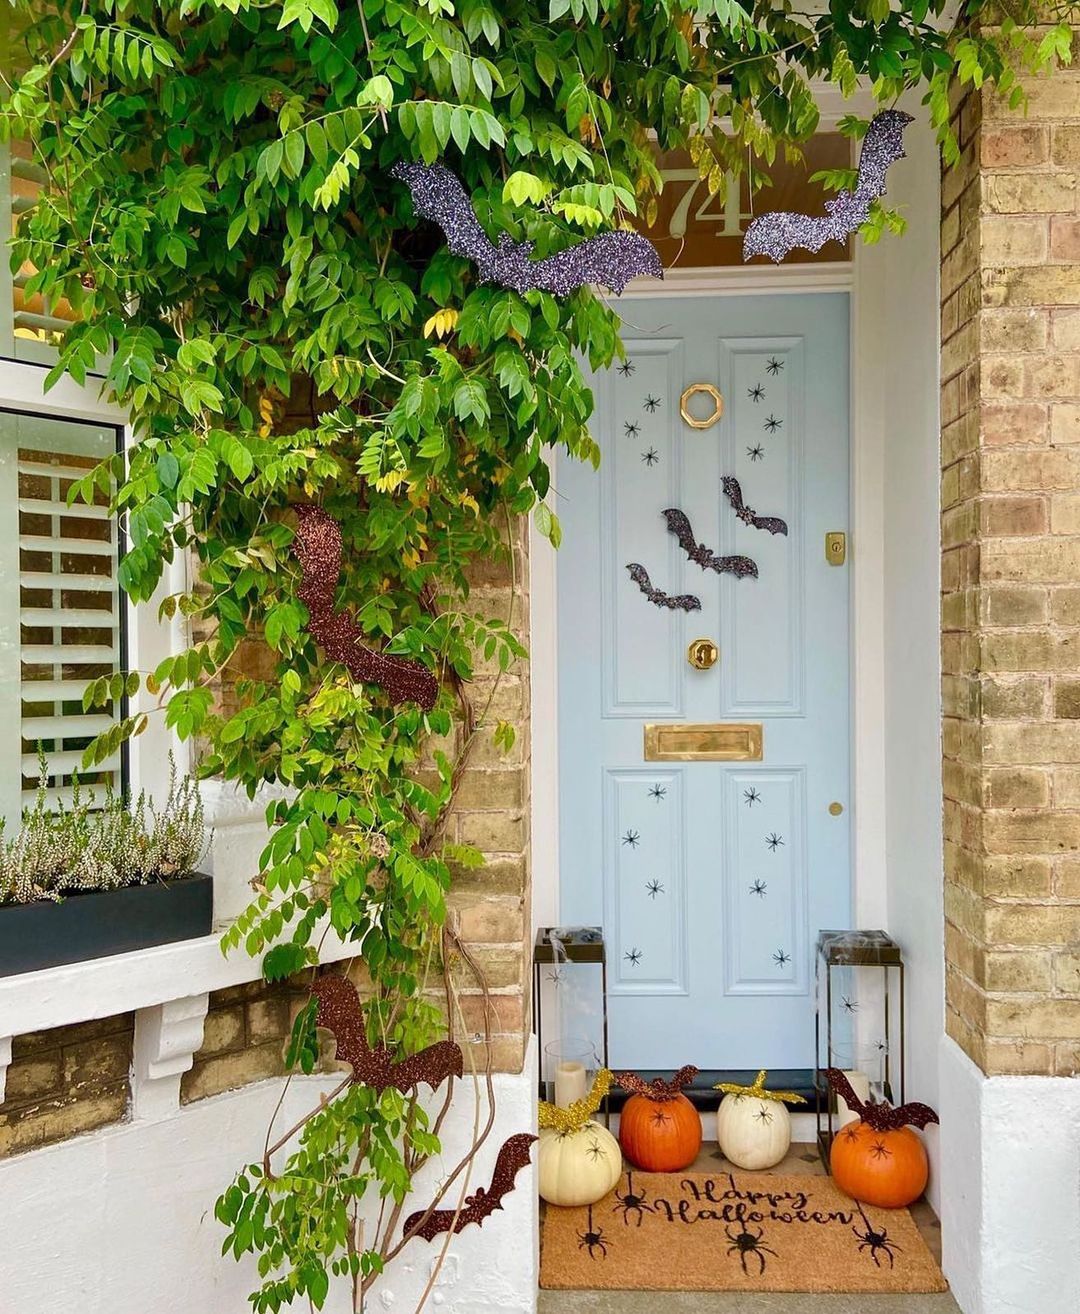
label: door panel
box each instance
[557,292,850,1069]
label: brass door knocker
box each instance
[687,638,719,670]
[679,383,724,430]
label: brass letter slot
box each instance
[644,722,763,762]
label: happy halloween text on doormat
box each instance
[541,1172,948,1293]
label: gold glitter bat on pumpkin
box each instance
[402,1133,538,1242]
[291,506,439,710]
[391,161,663,297]
[714,1069,806,1104]
[310,975,463,1095]
[538,1068,614,1135]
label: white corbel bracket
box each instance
[0,1034,11,1106]
[131,993,209,1122]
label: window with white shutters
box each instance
[0,408,126,831]
[1,140,77,364]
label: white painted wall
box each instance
[940,1036,1080,1314]
[0,1054,537,1314]
[868,107,946,1192]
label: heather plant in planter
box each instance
[2,0,1071,1305]
[0,754,211,975]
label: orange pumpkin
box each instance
[616,1065,702,1172]
[830,1120,928,1208]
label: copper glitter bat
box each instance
[743,110,914,263]
[662,508,758,579]
[311,975,463,1095]
[391,161,663,297]
[722,476,788,536]
[826,1068,939,1132]
[291,505,439,709]
[402,1133,538,1242]
[615,1064,700,1102]
[625,563,701,613]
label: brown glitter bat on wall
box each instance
[402,1133,538,1242]
[311,975,463,1094]
[291,505,439,709]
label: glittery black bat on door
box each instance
[402,1133,538,1241]
[625,563,701,612]
[311,975,463,1095]
[722,477,788,536]
[662,509,758,579]
[292,506,439,710]
[743,111,914,263]
[391,161,663,296]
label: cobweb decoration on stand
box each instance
[743,110,914,263]
[292,506,439,709]
[392,161,663,296]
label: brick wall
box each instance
[0,1014,132,1158]
[941,42,1080,1077]
[182,979,313,1103]
[444,522,531,1072]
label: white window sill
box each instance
[0,921,363,1120]
[0,921,359,1040]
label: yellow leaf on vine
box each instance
[423,308,460,340]
[458,493,480,515]
[374,470,410,493]
[257,386,284,438]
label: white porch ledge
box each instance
[0,922,360,1039]
[0,923,363,1123]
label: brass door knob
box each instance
[687,638,719,670]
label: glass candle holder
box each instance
[544,1037,594,1108]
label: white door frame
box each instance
[530,249,891,939]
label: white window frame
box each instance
[0,358,184,806]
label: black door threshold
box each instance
[596,1068,815,1114]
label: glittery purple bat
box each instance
[662,508,758,579]
[743,111,914,263]
[626,563,701,612]
[391,161,663,296]
[722,476,788,536]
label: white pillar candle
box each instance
[837,1069,871,1128]
[554,1060,588,1109]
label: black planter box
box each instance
[0,872,213,978]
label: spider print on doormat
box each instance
[539,1171,947,1293]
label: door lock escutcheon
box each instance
[687,638,719,671]
[825,532,847,566]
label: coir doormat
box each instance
[540,1171,948,1293]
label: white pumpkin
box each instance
[716,1092,792,1171]
[538,1121,622,1207]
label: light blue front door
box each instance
[557,292,850,1069]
